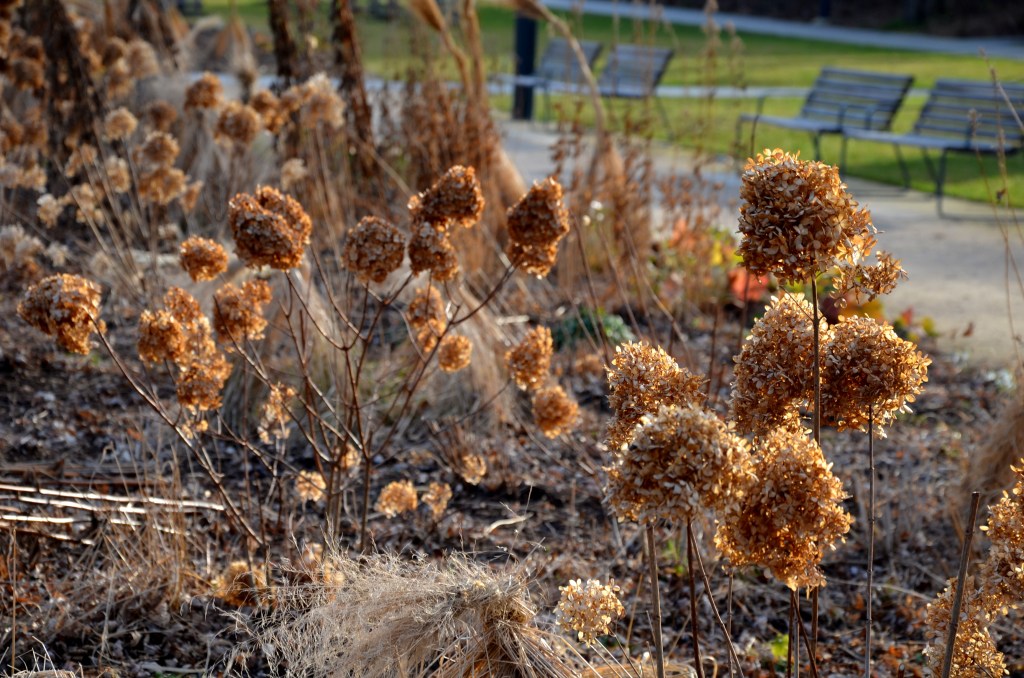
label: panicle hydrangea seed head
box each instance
[532,384,579,438]
[294,469,325,503]
[179,236,228,282]
[505,177,570,278]
[184,72,223,111]
[978,462,1024,617]
[18,274,105,354]
[137,309,187,364]
[505,326,554,391]
[409,165,484,228]
[407,218,459,281]
[228,186,312,270]
[406,286,446,351]
[103,107,138,140]
[437,334,472,373]
[555,578,625,646]
[924,577,1007,678]
[344,216,406,284]
[213,279,273,347]
[258,382,297,444]
[422,481,452,520]
[215,100,261,147]
[376,480,418,518]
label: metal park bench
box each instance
[502,38,603,121]
[596,44,675,133]
[736,68,914,160]
[840,78,1024,210]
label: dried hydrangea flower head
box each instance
[135,131,180,169]
[184,72,224,111]
[280,158,309,192]
[215,560,268,608]
[714,424,853,590]
[215,100,261,147]
[408,165,485,229]
[145,100,178,133]
[18,274,106,354]
[979,463,1024,617]
[126,39,159,79]
[605,404,752,525]
[505,177,571,278]
[437,334,472,373]
[376,480,418,518]
[104,157,131,194]
[408,218,459,281]
[923,577,1006,678]
[213,279,273,346]
[406,285,446,351]
[137,309,187,364]
[422,481,452,520]
[505,325,553,391]
[832,247,906,303]
[138,165,187,207]
[605,341,705,450]
[821,315,930,434]
[284,73,345,129]
[343,216,406,284]
[229,186,313,270]
[179,236,228,282]
[532,385,579,438]
[102,106,137,140]
[294,469,325,503]
[737,149,874,285]
[65,143,98,178]
[731,293,829,436]
[555,578,625,646]
[250,89,286,134]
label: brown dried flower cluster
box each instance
[281,73,345,129]
[137,287,231,412]
[258,382,297,444]
[408,218,459,281]
[250,89,287,134]
[505,177,571,278]
[376,480,418,518]
[145,100,178,132]
[184,72,223,111]
[979,463,1024,617]
[215,560,269,608]
[532,385,579,438]
[715,424,852,590]
[18,274,106,354]
[606,404,752,525]
[228,186,312,270]
[104,157,131,194]
[731,294,828,435]
[737,149,874,285]
[134,131,185,207]
[832,250,906,303]
[213,279,273,346]
[103,107,138,140]
[180,236,228,282]
[294,470,326,503]
[555,578,625,646]
[821,315,930,434]
[408,165,485,228]
[924,578,1006,678]
[605,341,705,450]
[437,334,472,373]
[406,286,446,351]
[505,326,553,391]
[343,216,406,283]
[422,481,452,520]
[280,158,309,192]
[36,194,61,228]
[215,100,261,147]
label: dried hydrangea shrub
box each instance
[821,315,930,434]
[605,341,705,450]
[715,424,852,590]
[408,165,485,228]
[437,334,472,373]
[213,279,273,346]
[228,186,313,270]
[532,385,579,438]
[215,100,261,147]
[422,481,452,520]
[731,293,829,436]
[979,464,1024,616]
[505,177,570,277]
[343,216,406,284]
[184,72,224,111]
[923,578,1006,678]
[259,382,297,444]
[376,480,418,518]
[179,236,228,282]
[605,404,752,525]
[18,274,106,354]
[102,106,137,140]
[555,579,625,645]
[737,149,874,285]
[505,326,554,391]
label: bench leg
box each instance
[840,135,849,170]
[936,148,949,214]
[893,144,910,188]
[811,133,822,161]
[655,97,673,142]
[920,148,937,183]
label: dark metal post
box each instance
[512,13,538,120]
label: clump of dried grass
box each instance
[251,552,579,677]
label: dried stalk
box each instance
[645,525,666,678]
[940,492,982,678]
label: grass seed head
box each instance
[18,274,105,354]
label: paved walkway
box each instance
[499,119,1024,368]
[543,0,1024,61]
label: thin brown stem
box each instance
[687,521,706,678]
[940,492,982,678]
[688,524,743,677]
[645,525,666,678]
[866,407,875,678]
[810,277,821,442]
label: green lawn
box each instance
[199,0,1024,205]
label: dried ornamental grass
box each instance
[213,279,273,346]
[18,274,106,354]
[343,216,406,283]
[605,341,705,450]
[505,177,571,277]
[821,315,930,434]
[979,463,1024,616]
[555,578,625,645]
[228,186,313,270]
[532,385,579,438]
[715,424,852,590]
[506,326,553,391]
[409,165,485,228]
[376,480,418,518]
[731,293,829,436]
[437,334,472,372]
[923,578,1007,678]
[605,404,753,525]
[737,149,874,285]
[179,236,228,282]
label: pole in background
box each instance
[512,13,538,120]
